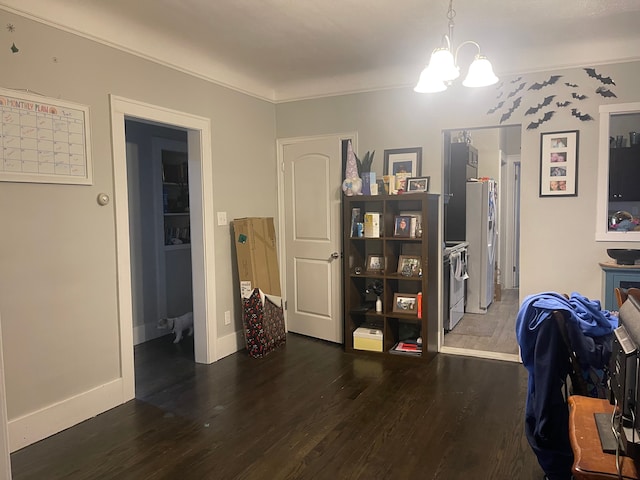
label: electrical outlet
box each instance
[217,211,228,226]
[224,310,231,325]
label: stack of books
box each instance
[390,340,422,356]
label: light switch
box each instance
[224,311,231,325]
[217,211,228,226]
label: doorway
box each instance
[125,122,193,346]
[440,125,521,362]
[110,96,217,402]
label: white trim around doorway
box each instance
[110,96,218,404]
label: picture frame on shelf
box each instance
[406,176,430,193]
[395,173,410,192]
[366,255,385,273]
[383,147,422,177]
[397,255,421,276]
[393,215,412,237]
[539,130,579,197]
[392,293,418,315]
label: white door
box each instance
[281,135,347,343]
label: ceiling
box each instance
[2,0,640,102]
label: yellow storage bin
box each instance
[353,327,383,352]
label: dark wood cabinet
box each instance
[445,143,478,242]
[609,145,640,201]
[342,193,439,361]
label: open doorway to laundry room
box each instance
[440,125,522,362]
[110,95,217,405]
[124,120,197,400]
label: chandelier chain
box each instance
[447,0,456,23]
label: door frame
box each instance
[503,155,521,289]
[439,128,520,363]
[276,132,356,334]
[110,95,217,401]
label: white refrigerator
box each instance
[465,180,497,314]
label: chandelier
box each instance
[414,0,498,93]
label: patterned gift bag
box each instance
[242,288,286,358]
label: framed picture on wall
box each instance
[539,130,579,197]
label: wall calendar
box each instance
[0,87,92,185]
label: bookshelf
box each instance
[162,150,190,249]
[153,137,192,322]
[343,193,439,361]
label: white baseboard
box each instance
[8,378,123,452]
[216,330,245,359]
[8,331,245,453]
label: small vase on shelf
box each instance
[376,296,382,313]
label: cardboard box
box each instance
[233,217,281,296]
[353,327,383,352]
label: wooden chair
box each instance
[615,287,640,308]
[628,287,640,302]
[615,287,627,308]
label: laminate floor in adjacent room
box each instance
[444,288,520,355]
[10,332,544,480]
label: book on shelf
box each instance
[350,207,361,237]
[363,212,382,238]
[390,340,422,355]
[361,172,376,196]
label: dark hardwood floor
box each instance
[11,333,544,480]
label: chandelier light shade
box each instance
[462,55,499,87]
[428,48,459,82]
[414,0,498,93]
[414,67,447,93]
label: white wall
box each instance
[0,9,277,450]
[276,61,640,301]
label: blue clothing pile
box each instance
[515,292,617,480]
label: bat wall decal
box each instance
[528,75,562,90]
[557,101,571,108]
[487,101,505,114]
[584,68,616,85]
[507,82,526,98]
[596,86,617,98]
[526,111,555,130]
[572,92,587,100]
[564,82,578,88]
[571,108,593,121]
[525,95,556,115]
[511,76,523,83]
[500,97,522,124]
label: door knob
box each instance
[330,252,341,260]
